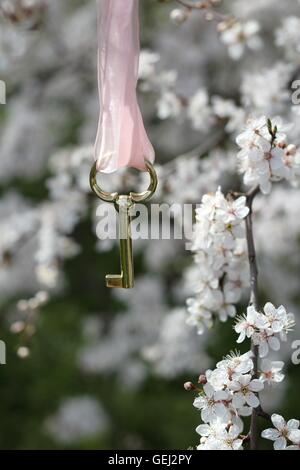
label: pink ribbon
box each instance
[94,0,155,174]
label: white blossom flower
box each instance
[248,138,285,177]
[169,8,188,26]
[236,117,300,194]
[197,421,244,450]
[275,17,300,60]
[44,396,110,444]
[220,20,262,60]
[259,359,284,385]
[193,383,231,424]
[229,374,264,409]
[234,305,267,343]
[187,89,214,132]
[218,196,249,224]
[207,351,253,390]
[138,50,160,81]
[186,188,249,333]
[262,414,300,450]
[143,308,211,379]
[235,302,294,356]
[157,91,182,120]
[216,351,254,377]
[236,116,268,148]
[263,303,290,334]
[186,298,213,335]
[206,367,229,391]
[241,64,292,114]
[253,328,281,358]
[212,96,245,134]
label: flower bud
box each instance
[217,20,228,33]
[17,346,30,359]
[286,144,297,156]
[35,290,49,305]
[10,321,26,334]
[205,12,214,21]
[0,0,46,28]
[277,139,287,149]
[198,374,207,384]
[170,8,188,26]
[184,381,196,391]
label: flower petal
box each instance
[271,414,286,431]
[264,302,276,316]
[268,336,281,351]
[288,429,300,445]
[259,341,269,358]
[261,428,281,441]
[245,392,260,408]
[196,424,211,437]
[287,419,300,431]
[249,379,264,392]
[274,436,287,450]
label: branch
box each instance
[175,0,229,21]
[245,186,260,310]
[245,185,260,450]
[257,406,272,423]
[176,0,209,8]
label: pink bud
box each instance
[198,374,207,385]
[286,144,297,156]
[184,381,196,391]
[170,9,188,25]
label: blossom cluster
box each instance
[139,55,245,136]
[44,396,110,444]
[188,91,245,135]
[10,290,49,359]
[193,302,295,450]
[139,50,182,121]
[235,302,295,357]
[169,2,262,61]
[219,20,262,60]
[275,16,300,61]
[236,117,300,194]
[241,62,293,115]
[186,188,249,334]
[194,351,260,450]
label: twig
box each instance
[257,406,272,423]
[245,186,260,309]
[175,0,229,21]
[176,0,208,9]
[245,185,260,450]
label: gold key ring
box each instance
[89,160,158,204]
[89,160,158,289]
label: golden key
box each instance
[106,195,134,288]
[89,160,157,289]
